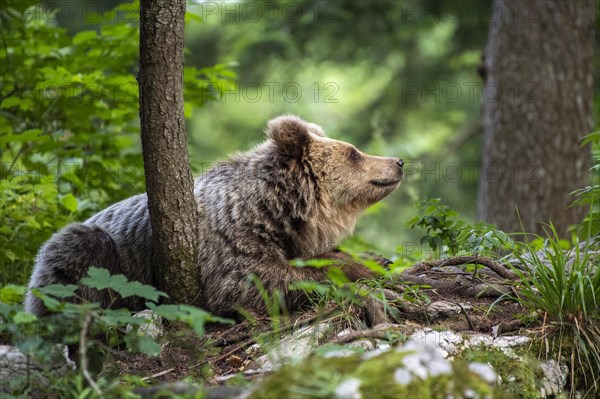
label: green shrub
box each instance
[406,198,514,257]
[0,267,232,397]
[510,224,600,396]
[0,2,236,286]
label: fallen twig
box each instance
[141,368,175,381]
[453,301,475,331]
[331,325,404,345]
[208,305,342,366]
[495,319,522,335]
[80,312,102,397]
[211,305,340,349]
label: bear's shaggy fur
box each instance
[25,115,404,316]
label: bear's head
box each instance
[266,115,404,210]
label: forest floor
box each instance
[104,256,531,386]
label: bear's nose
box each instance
[396,159,404,168]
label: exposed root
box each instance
[402,255,518,280]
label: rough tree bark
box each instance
[477,0,595,236]
[138,0,200,304]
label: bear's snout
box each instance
[396,159,404,168]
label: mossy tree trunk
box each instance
[477,0,595,236]
[138,0,200,304]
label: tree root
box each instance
[402,255,518,280]
[331,325,404,345]
[397,274,511,298]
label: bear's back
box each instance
[84,193,154,284]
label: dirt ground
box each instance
[105,257,531,385]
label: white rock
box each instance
[539,360,567,398]
[463,388,479,399]
[465,334,530,349]
[334,378,362,399]
[0,345,75,395]
[398,341,453,380]
[375,341,391,351]
[426,301,471,319]
[468,362,498,384]
[427,357,453,377]
[322,349,357,358]
[393,368,413,385]
[408,329,464,356]
[320,339,374,358]
[126,309,163,339]
[247,323,331,373]
[348,339,375,352]
[337,328,353,337]
[361,347,391,360]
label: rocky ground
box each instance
[1,256,577,398]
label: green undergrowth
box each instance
[508,223,600,397]
[249,349,507,399]
[0,267,232,398]
[457,347,542,399]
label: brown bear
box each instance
[25,115,404,317]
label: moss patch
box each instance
[249,349,508,399]
[457,346,542,398]
[248,355,360,398]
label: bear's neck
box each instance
[291,195,362,257]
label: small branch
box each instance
[208,305,342,366]
[7,143,29,174]
[211,332,252,348]
[467,256,518,280]
[211,305,340,348]
[80,312,102,397]
[141,368,175,381]
[212,338,255,366]
[495,319,522,335]
[331,326,403,345]
[453,301,475,331]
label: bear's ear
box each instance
[306,122,326,137]
[266,115,312,157]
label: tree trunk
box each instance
[138,0,200,304]
[477,0,594,237]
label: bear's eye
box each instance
[348,148,361,162]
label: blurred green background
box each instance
[1,0,597,285]
[184,0,489,255]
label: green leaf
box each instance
[80,267,116,290]
[38,284,78,298]
[34,290,64,312]
[146,303,181,320]
[125,335,161,356]
[111,280,168,302]
[103,308,143,325]
[184,101,194,119]
[180,305,233,336]
[185,11,203,24]
[147,303,233,337]
[137,336,161,355]
[291,258,339,268]
[289,281,332,295]
[72,30,97,45]
[80,267,167,302]
[327,267,350,286]
[61,194,78,213]
[0,284,26,304]
[1,96,22,108]
[13,311,37,324]
[2,129,43,142]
